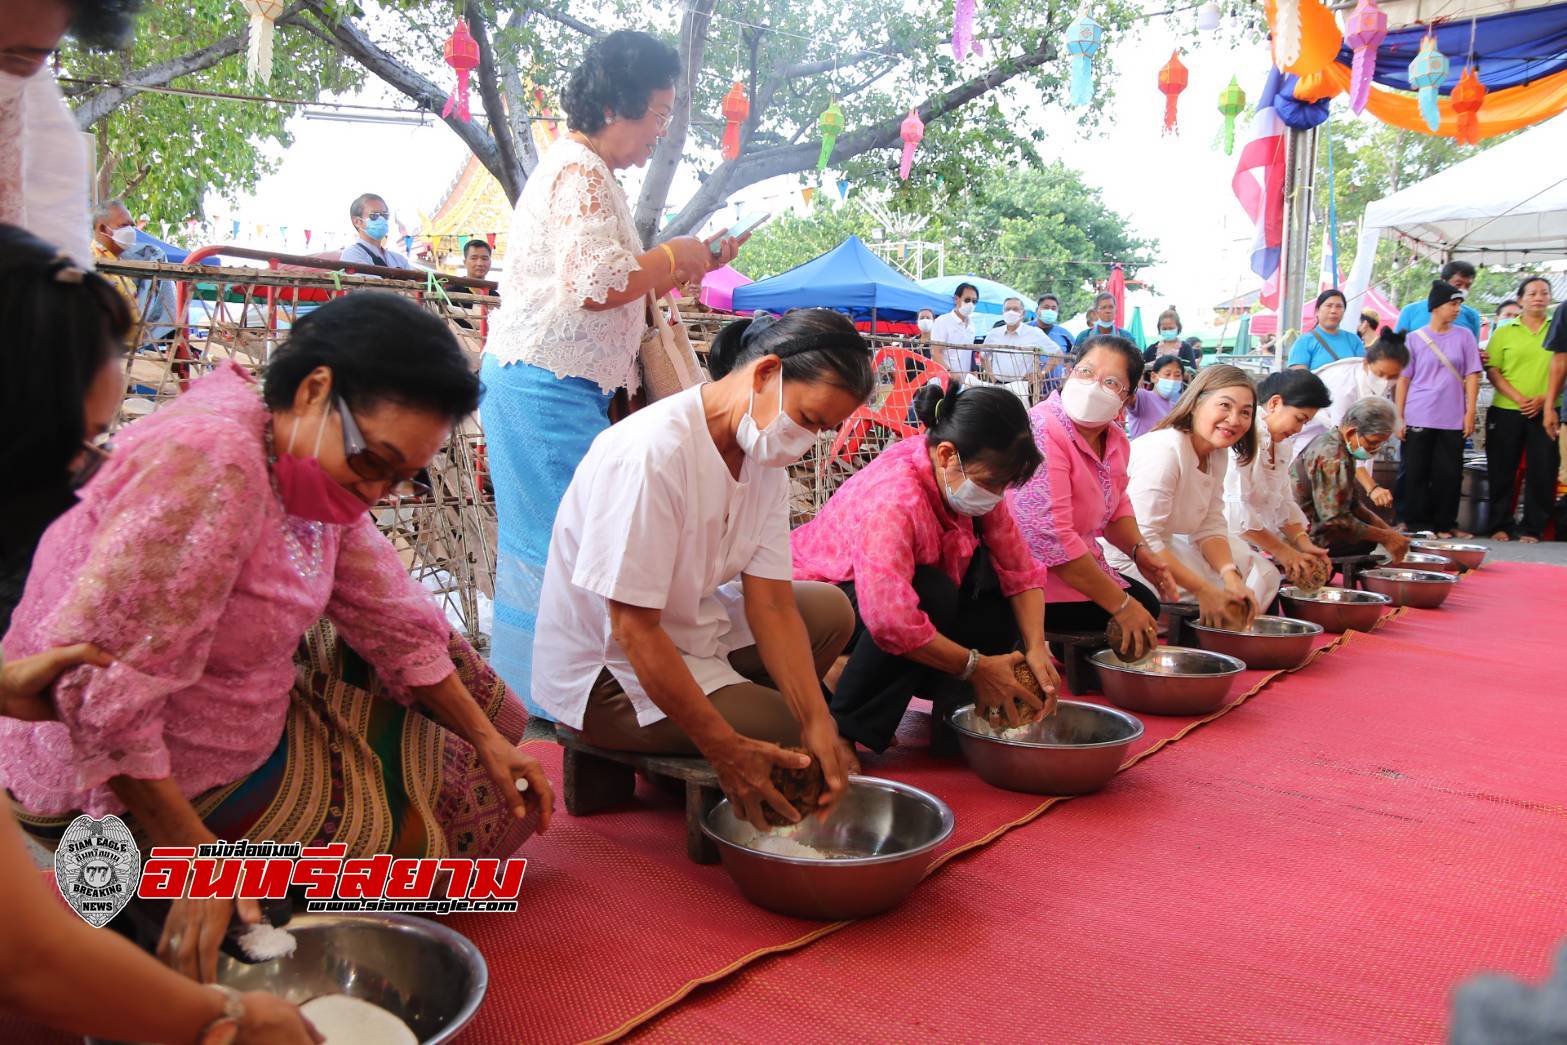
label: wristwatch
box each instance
[197,985,244,1045]
[956,648,980,681]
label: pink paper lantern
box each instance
[899,108,924,181]
[1342,0,1388,115]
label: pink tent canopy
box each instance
[1246,285,1398,337]
[668,265,753,312]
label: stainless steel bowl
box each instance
[1411,539,1487,570]
[1279,585,1392,632]
[949,701,1144,795]
[1190,614,1324,670]
[217,914,487,1044]
[1088,646,1246,716]
[1361,567,1458,609]
[1400,551,1460,572]
[702,775,954,920]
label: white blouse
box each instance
[484,139,646,394]
[530,386,794,729]
[0,67,92,266]
[1224,420,1309,535]
[1119,427,1231,554]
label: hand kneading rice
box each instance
[299,994,418,1045]
[234,922,297,961]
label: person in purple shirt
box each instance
[1395,280,1483,537]
[1126,353,1185,439]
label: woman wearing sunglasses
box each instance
[1,291,554,986]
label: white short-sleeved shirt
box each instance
[530,385,793,728]
[1118,427,1231,554]
[1224,419,1309,536]
[983,322,1050,380]
[930,310,978,372]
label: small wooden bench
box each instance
[555,729,723,864]
[1045,629,1109,695]
[1159,601,1200,647]
[1331,552,1380,590]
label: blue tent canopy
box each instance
[731,236,950,321]
[131,228,191,263]
[919,274,1034,318]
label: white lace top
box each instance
[485,139,646,394]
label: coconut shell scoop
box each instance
[765,746,826,826]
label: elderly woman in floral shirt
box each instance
[790,382,1059,754]
[1289,396,1411,561]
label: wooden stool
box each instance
[1045,629,1109,694]
[1331,552,1380,590]
[1159,601,1200,647]
[555,730,722,864]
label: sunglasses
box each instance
[335,398,431,501]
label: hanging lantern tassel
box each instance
[817,99,844,171]
[239,0,285,84]
[1158,52,1188,134]
[1063,14,1104,107]
[899,108,924,181]
[1451,66,1487,145]
[721,81,750,161]
[1407,33,1450,133]
[440,20,481,123]
[1273,0,1302,68]
[1217,76,1247,154]
[952,0,983,61]
[1343,0,1388,114]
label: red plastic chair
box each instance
[827,347,950,464]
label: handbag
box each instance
[959,516,1003,604]
[638,292,706,403]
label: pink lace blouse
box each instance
[0,363,455,816]
[790,437,1046,655]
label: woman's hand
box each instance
[971,651,1044,728]
[1134,546,1178,602]
[707,734,811,830]
[664,236,717,282]
[1369,486,1393,508]
[475,736,555,833]
[159,893,260,984]
[1275,545,1316,587]
[1196,583,1254,630]
[236,992,324,1043]
[799,714,851,817]
[1220,570,1259,628]
[702,230,748,271]
[1111,599,1159,659]
[0,643,114,722]
[1021,646,1061,718]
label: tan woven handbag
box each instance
[639,292,706,402]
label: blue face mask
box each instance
[364,217,390,240]
[1038,309,1059,325]
[1156,378,1183,400]
[1347,437,1373,461]
[1159,329,1179,342]
[1096,320,1114,331]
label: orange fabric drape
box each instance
[1313,61,1567,139]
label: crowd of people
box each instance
[4,5,1567,1043]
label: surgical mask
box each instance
[271,399,373,525]
[1037,309,1058,325]
[1347,438,1373,461]
[1095,319,1114,331]
[1158,328,1178,342]
[364,216,390,240]
[956,301,975,318]
[1156,378,1183,400]
[917,318,933,334]
[940,450,1003,517]
[1003,309,1024,327]
[1060,377,1125,426]
[1365,370,1392,398]
[110,225,138,249]
[736,376,816,468]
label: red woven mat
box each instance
[635,566,1567,1042]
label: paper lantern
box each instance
[1451,66,1487,145]
[817,99,844,171]
[899,108,924,181]
[1217,76,1247,154]
[239,0,286,83]
[1408,34,1449,133]
[1342,0,1388,114]
[1268,0,1340,77]
[1063,14,1104,107]
[720,81,750,161]
[1158,52,1188,134]
[1197,1,1223,31]
[837,178,850,200]
[1273,0,1301,67]
[440,20,480,123]
[952,0,983,60]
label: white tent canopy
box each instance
[1344,115,1567,316]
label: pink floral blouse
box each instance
[790,437,1046,656]
[1009,393,1134,604]
[0,363,455,817]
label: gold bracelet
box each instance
[658,242,677,280]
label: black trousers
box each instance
[1485,407,1560,538]
[1043,575,1160,632]
[1402,426,1466,533]
[830,565,1019,753]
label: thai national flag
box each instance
[1232,69,1287,309]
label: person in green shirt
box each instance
[1483,275,1558,542]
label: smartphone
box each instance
[710,212,770,255]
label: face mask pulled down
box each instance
[737,377,816,468]
[1060,376,1125,426]
[940,449,1003,517]
[273,399,372,525]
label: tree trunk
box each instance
[633,0,718,245]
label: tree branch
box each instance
[522,3,603,39]
[633,0,718,244]
[467,0,523,203]
[753,47,893,119]
[495,7,541,177]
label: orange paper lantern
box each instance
[1267,0,1342,77]
[720,81,750,161]
[1451,66,1488,145]
[1158,51,1189,134]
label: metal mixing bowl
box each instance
[1361,567,1458,609]
[1411,539,1487,570]
[1399,551,1460,572]
[949,701,1144,795]
[1279,585,1392,632]
[1088,646,1245,716]
[703,775,954,920]
[1189,614,1324,670]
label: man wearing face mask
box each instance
[983,296,1049,392]
[1033,294,1076,354]
[930,283,982,374]
[88,199,142,335]
[1075,292,1133,348]
[339,193,410,270]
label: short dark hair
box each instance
[917,308,935,320]
[1366,330,1410,367]
[1516,275,1550,299]
[708,309,874,401]
[263,293,480,422]
[1151,353,1185,375]
[0,224,131,493]
[463,239,491,257]
[912,382,1041,487]
[67,0,144,49]
[1074,334,1145,391]
[1257,368,1332,410]
[1496,298,1520,314]
[1441,260,1477,282]
[1037,294,1059,308]
[1094,292,1116,308]
[349,193,386,222]
[1156,308,1182,334]
[953,282,978,302]
[1314,288,1347,311]
[562,30,681,135]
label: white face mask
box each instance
[1365,368,1392,398]
[940,448,1003,517]
[1060,377,1125,426]
[917,317,933,334]
[110,225,138,249]
[1003,309,1024,327]
[956,301,975,318]
[736,375,816,468]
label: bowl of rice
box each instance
[949,700,1144,795]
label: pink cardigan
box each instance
[1008,393,1134,604]
[790,437,1046,655]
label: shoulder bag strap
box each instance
[1414,329,1465,388]
[1310,328,1341,362]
